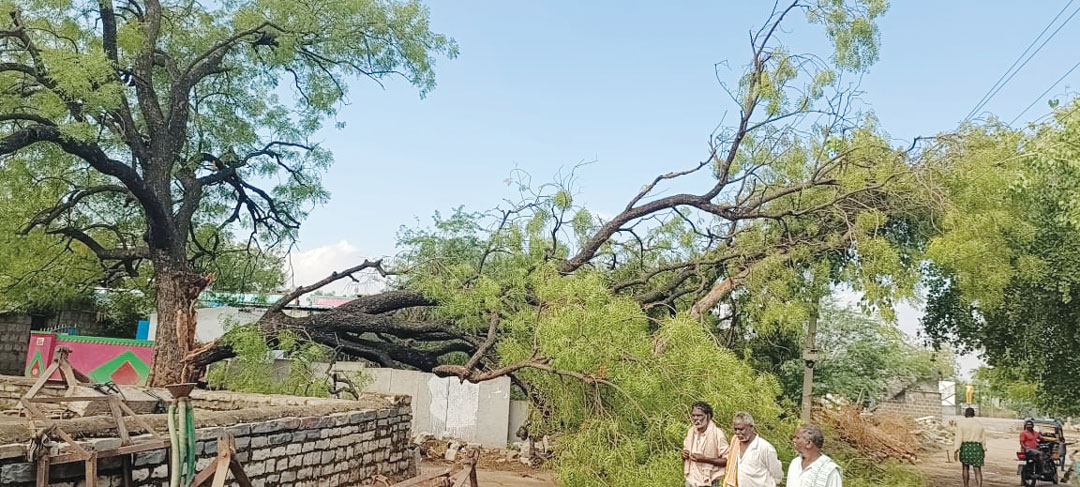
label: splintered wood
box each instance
[390,450,479,487]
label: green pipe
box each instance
[185,400,197,483]
[167,403,180,487]
[176,400,188,487]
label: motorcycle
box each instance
[1017,418,1066,486]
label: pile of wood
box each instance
[814,405,920,463]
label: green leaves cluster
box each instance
[922,105,1080,415]
[208,320,370,397]
[400,222,791,484]
[774,301,954,403]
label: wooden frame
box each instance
[22,346,159,487]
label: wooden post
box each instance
[84,452,98,487]
[35,455,49,487]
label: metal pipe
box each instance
[167,403,180,487]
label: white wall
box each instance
[148,306,312,343]
[331,363,517,448]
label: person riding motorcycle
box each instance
[1020,420,1044,466]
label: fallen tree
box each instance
[192,2,949,484]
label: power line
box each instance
[1009,57,1080,125]
[965,0,1080,121]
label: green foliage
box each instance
[773,301,954,403]
[208,321,369,397]
[828,440,924,487]
[923,105,1080,416]
[972,366,1039,415]
[94,290,153,338]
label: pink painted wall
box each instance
[25,332,155,385]
[313,296,354,308]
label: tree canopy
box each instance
[921,107,1080,416]
[0,0,456,383]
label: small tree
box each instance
[0,0,456,385]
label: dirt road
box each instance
[420,462,556,487]
[922,416,1075,487]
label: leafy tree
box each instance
[184,2,959,484]
[0,0,456,384]
[772,300,954,403]
[922,109,1080,415]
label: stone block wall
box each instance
[0,390,415,486]
[0,313,31,375]
[876,388,943,420]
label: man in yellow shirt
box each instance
[953,407,986,487]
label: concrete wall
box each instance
[331,364,513,448]
[507,400,529,445]
[0,313,31,375]
[0,389,415,487]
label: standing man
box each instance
[788,423,842,487]
[683,401,729,487]
[953,407,985,487]
[722,412,784,487]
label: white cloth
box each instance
[684,422,729,486]
[733,436,784,487]
[786,454,842,487]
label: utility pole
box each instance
[800,302,819,423]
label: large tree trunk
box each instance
[147,257,211,386]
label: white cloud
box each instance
[284,240,388,296]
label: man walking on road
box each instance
[722,412,783,487]
[953,407,986,487]
[683,401,729,487]
[788,423,842,487]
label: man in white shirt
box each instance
[787,423,842,487]
[722,412,783,487]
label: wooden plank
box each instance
[451,469,472,487]
[209,450,231,487]
[389,468,453,487]
[117,400,160,439]
[35,455,49,487]
[229,459,254,487]
[84,453,97,487]
[59,361,80,396]
[25,396,109,403]
[107,396,130,444]
[190,458,219,487]
[50,438,170,464]
[121,455,134,487]
[52,428,91,461]
[24,362,60,400]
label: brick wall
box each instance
[0,391,416,486]
[0,313,31,376]
[876,387,943,419]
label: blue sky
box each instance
[298,1,1080,256]
[283,2,1080,375]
